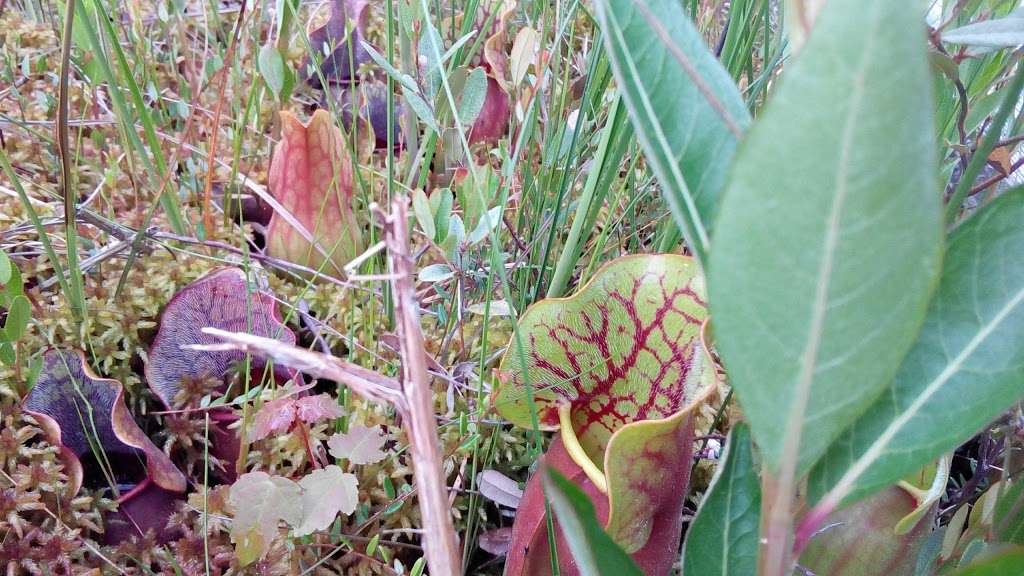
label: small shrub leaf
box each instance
[294,465,359,536]
[328,424,388,465]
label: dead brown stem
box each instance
[379,196,463,576]
[195,197,463,573]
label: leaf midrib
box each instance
[778,4,880,474]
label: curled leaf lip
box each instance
[493,253,708,430]
[23,349,187,497]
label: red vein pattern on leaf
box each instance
[527,272,704,436]
[146,268,296,408]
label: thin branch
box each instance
[190,328,406,409]
[378,196,463,576]
[200,0,248,236]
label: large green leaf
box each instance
[943,10,1024,48]
[994,479,1024,545]
[541,468,644,576]
[708,0,942,473]
[594,0,750,267]
[809,188,1024,507]
[683,422,760,576]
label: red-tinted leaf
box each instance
[294,393,345,423]
[250,396,298,442]
[24,349,186,497]
[479,527,513,556]
[146,267,297,409]
[493,255,710,461]
[337,81,404,150]
[24,350,187,544]
[503,437,685,576]
[266,110,364,275]
[797,484,937,576]
[250,390,343,442]
[102,483,183,545]
[495,255,716,568]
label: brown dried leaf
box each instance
[189,328,406,409]
[483,0,517,89]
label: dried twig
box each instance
[194,199,462,574]
[378,196,463,575]
[189,328,405,409]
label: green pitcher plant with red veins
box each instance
[267,109,364,276]
[493,254,718,574]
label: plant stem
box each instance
[57,0,84,324]
[946,56,1024,225]
[381,197,462,575]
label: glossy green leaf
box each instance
[541,468,643,576]
[411,189,436,241]
[0,343,14,366]
[594,0,750,267]
[418,263,454,283]
[708,0,942,473]
[683,422,760,576]
[994,479,1024,544]
[809,188,1024,507]
[258,44,293,101]
[403,87,440,135]
[0,251,10,285]
[943,10,1024,48]
[0,252,23,303]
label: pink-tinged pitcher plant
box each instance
[267,110,363,277]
